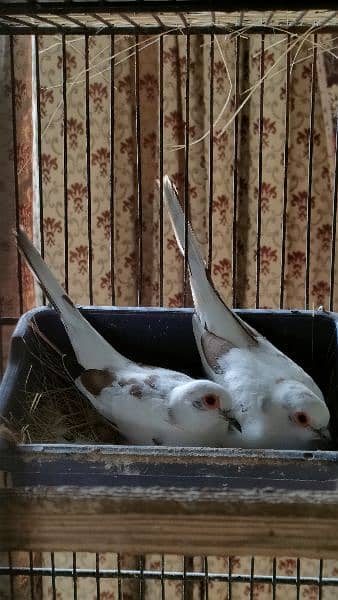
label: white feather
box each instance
[163,175,258,347]
[16,229,127,371]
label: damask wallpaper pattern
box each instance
[0,30,338,599]
[31,32,338,313]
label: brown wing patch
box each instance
[80,369,115,395]
[129,384,143,399]
[201,331,235,374]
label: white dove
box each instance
[15,228,241,447]
[163,175,331,450]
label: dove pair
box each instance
[16,174,331,449]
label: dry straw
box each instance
[0,318,123,445]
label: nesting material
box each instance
[0,320,124,445]
[6,385,123,445]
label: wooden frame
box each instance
[1,445,338,557]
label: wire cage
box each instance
[3,1,338,599]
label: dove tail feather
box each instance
[163,175,257,347]
[163,175,206,284]
[15,228,127,371]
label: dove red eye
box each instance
[293,411,310,427]
[202,394,220,410]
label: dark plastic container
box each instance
[1,306,338,445]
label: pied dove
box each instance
[163,175,331,449]
[16,228,241,447]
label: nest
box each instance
[0,319,124,446]
[6,385,123,445]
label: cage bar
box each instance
[161,554,165,600]
[318,559,323,600]
[1,1,338,12]
[249,556,255,600]
[95,553,101,598]
[228,556,232,600]
[232,35,240,308]
[204,557,209,600]
[279,34,291,309]
[9,35,23,316]
[305,35,317,309]
[159,33,164,306]
[0,329,3,379]
[51,552,56,600]
[34,35,44,263]
[291,10,308,26]
[7,552,14,600]
[117,553,122,600]
[4,23,338,35]
[139,555,145,599]
[135,33,143,307]
[62,33,69,294]
[29,551,35,600]
[64,15,87,29]
[72,552,77,600]
[272,557,277,600]
[183,32,191,307]
[2,562,338,585]
[207,32,214,274]
[121,13,140,28]
[330,111,338,310]
[110,33,116,305]
[85,33,93,304]
[296,557,301,600]
[255,34,265,309]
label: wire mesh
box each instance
[1,553,338,598]
[1,5,338,34]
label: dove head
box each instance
[263,379,331,448]
[168,380,241,442]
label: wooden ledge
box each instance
[1,445,338,555]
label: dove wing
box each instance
[16,229,128,371]
[163,175,258,348]
[76,366,190,444]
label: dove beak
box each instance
[228,417,242,433]
[219,409,242,432]
[317,427,331,442]
[311,426,332,447]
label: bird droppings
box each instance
[80,369,115,396]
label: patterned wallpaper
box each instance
[33,33,337,313]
